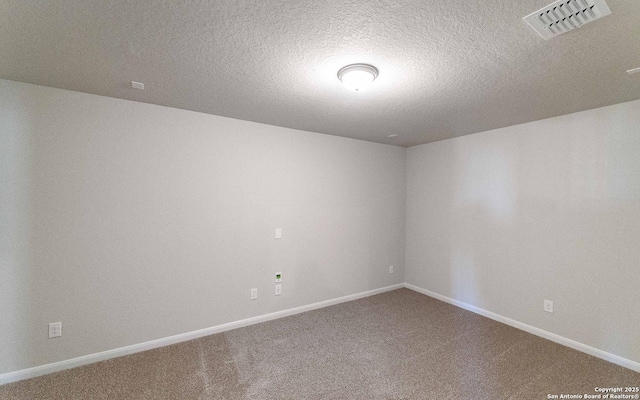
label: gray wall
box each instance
[3,77,639,375]
[406,99,640,364]
[0,79,406,374]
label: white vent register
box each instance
[524,0,611,40]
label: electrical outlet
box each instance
[250,288,258,300]
[275,284,281,296]
[389,265,394,274]
[275,228,282,239]
[48,322,62,338]
[275,272,282,283]
[544,300,554,314]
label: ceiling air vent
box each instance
[524,0,611,40]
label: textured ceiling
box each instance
[1,0,639,147]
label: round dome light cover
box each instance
[337,64,379,92]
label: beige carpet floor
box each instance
[1,289,638,399]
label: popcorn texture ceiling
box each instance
[1,0,639,147]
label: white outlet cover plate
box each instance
[275,228,282,239]
[275,272,282,283]
[275,284,281,296]
[250,288,258,300]
[48,322,62,338]
[544,300,554,313]
[389,265,394,274]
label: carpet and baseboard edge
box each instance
[2,282,637,385]
[404,283,640,373]
[0,283,404,385]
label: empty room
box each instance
[1,0,639,399]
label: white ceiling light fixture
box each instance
[337,64,379,92]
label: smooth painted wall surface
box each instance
[0,79,406,374]
[406,99,640,363]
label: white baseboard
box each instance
[5,281,634,386]
[404,283,640,373]
[0,283,404,385]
